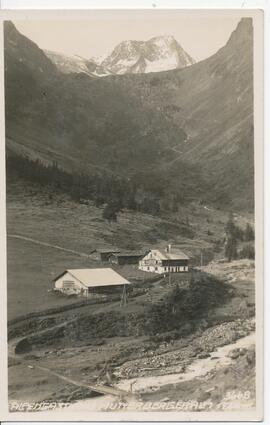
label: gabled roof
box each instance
[97,248,120,254]
[149,249,189,261]
[111,251,145,258]
[54,268,130,287]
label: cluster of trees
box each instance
[224,213,255,261]
[142,274,230,335]
[6,154,164,219]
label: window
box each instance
[63,281,74,289]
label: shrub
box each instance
[102,202,120,222]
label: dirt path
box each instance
[31,363,130,398]
[7,234,91,258]
[9,351,129,399]
[8,320,130,399]
[8,317,78,356]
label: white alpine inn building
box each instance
[139,245,189,274]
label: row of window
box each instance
[141,260,160,265]
[164,266,188,272]
[144,266,188,272]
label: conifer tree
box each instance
[245,223,255,241]
[224,212,238,261]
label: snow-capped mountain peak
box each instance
[101,35,195,74]
[44,35,195,77]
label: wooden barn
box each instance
[53,268,130,297]
[109,252,145,266]
[96,249,120,262]
[139,245,189,274]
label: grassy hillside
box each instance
[6,178,253,320]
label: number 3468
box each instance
[224,391,251,401]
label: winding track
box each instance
[8,318,130,399]
[7,234,91,258]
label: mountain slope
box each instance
[4,19,254,211]
[111,18,254,209]
[44,50,111,77]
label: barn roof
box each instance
[54,268,130,287]
[97,248,120,253]
[111,252,145,258]
[151,249,189,260]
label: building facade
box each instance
[139,247,189,274]
[53,268,130,297]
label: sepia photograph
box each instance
[0,6,264,421]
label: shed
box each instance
[109,252,145,266]
[96,249,121,262]
[53,268,130,297]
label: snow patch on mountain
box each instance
[44,50,111,77]
[144,56,177,73]
[44,50,90,74]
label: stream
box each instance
[117,332,255,392]
[62,331,255,412]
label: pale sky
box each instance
[13,12,242,62]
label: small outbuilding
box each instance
[109,252,145,266]
[96,249,121,262]
[53,268,130,298]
